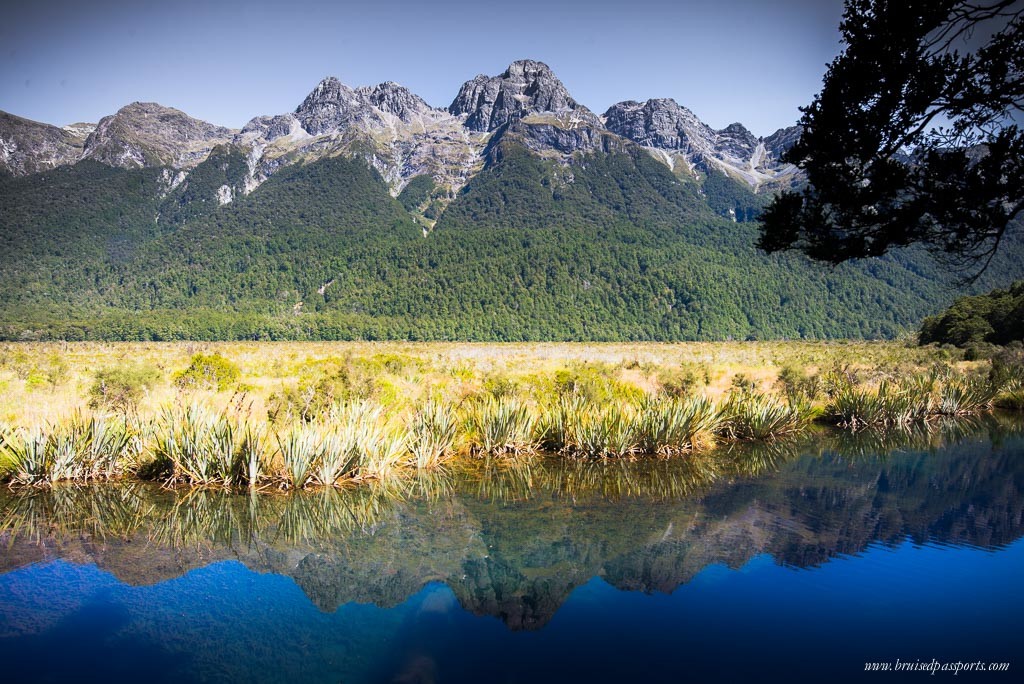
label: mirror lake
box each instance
[1,415,1022,683]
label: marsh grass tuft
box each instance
[407,400,460,469]
[720,392,814,441]
[636,396,720,455]
[465,395,537,456]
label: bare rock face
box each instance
[240,114,303,144]
[234,77,487,206]
[602,98,716,152]
[764,124,802,160]
[449,60,600,132]
[0,111,90,176]
[354,81,433,123]
[715,122,759,160]
[604,98,801,189]
[294,77,377,135]
[83,102,237,169]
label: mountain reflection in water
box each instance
[1,414,1022,683]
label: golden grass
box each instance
[0,340,967,428]
[1,340,1010,489]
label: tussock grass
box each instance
[407,400,460,469]
[465,396,536,456]
[721,392,814,441]
[636,396,720,454]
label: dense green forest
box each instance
[919,281,1024,347]
[2,141,1023,341]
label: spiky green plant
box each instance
[465,395,537,456]
[151,405,238,485]
[82,415,132,480]
[275,423,321,489]
[2,428,48,485]
[0,425,15,481]
[567,402,638,458]
[535,395,585,453]
[327,401,408,479]
[46,422,81,483]
[358,424,409,479]
[721,392,813,440]
[239,423,267,487]
[1,415,131,486]
[827,380,932,428]
[407,400,459,469]
[939,376,998,415]
[995,389,1024,410]
[635,396,721,455]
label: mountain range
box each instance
[1,60,800,218]
[0,60,1021,341]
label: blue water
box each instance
[1,424,1023,682]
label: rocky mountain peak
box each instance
[354,81,433,122]
[602,98,714,151]
[82,102,237,169]
[449,59,599,132]
[294,77,365,135]
[715,122,759,159]
[295,77,436,135]
[764,125,802,160]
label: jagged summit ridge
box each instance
[449,59,600,132]
[293,77,436,136]
[0,61,803,197]
[603,97,799,188]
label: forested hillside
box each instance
[2,143,1022,341]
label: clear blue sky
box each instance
[0,0,846,137]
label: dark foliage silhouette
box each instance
[759,0,1023,277]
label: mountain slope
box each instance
[2,59,1023,341]
[0,111,91,176]
[2,140,1021,341]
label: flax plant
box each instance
[275,423,322,489]
[635,396,721,455]
[720,391,814,441]
[465,395,537,456]
[567,402,638,458]
[407,400,460,469]
[151,405,239,485]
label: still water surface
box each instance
[1,417,1022,682]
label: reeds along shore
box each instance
[2,359,1022,489]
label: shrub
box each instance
[174,354,241,391]
[656,365,701,398]
[89,363,161,413]
[775,364,821,401]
